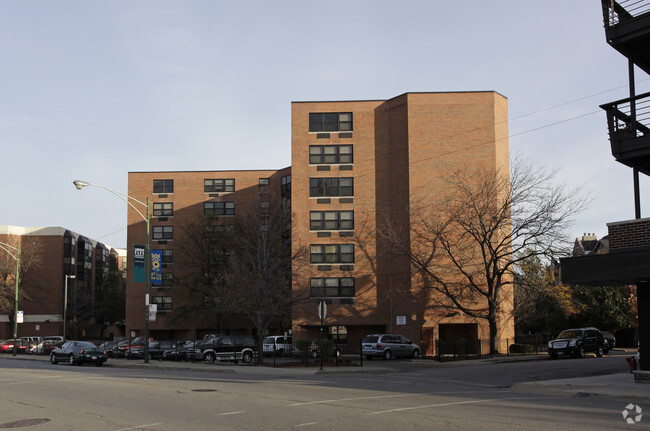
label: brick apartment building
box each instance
[126,91,515,356]
[0,226,126,341]
[291,92,513,355]
[125,168,291,340]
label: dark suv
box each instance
[547,327,605,359]
[194,335,257,364]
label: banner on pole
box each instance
[150,250,162,285]
[133,245,145,283]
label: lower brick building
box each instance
[0,226,126,341]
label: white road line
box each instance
[7,381,36,385]
[219,411,245,416]
[295,422,319,427]
[368,396,561,415]
[287,390,510,406]
[113,423,163,431]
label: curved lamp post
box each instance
[73,180,151,363]
[0,241,20,356]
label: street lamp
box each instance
[0,241,20,356]
[72,180,151,363]
[63,274,75,339]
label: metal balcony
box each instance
[601,0,650,75]
[601,91,650,175]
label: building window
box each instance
[310,277,355,298]
[204,201,235,216]
[204,179,235,193]
[153,179,173,194]
[161,273,173,287]
[153,226,173,240]
[309,178,353,197]
[152,296,173,311]
[153,202,173,217]
[161,249,173,264]
[281,175,291,199]
[310,211,354,230]
[309,112,353,132]
[310,244,354,264]
[309,145,353,164]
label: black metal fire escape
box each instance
[600,0,650,216]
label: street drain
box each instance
[192,389,217,392]
[0,419,51,428]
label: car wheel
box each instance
[204,353,215,364]
[50,354,57,364]
[68,354,75,365]
[596,346,604,357]
[335,348,341,358]
[242,351,252,364]
[576,346,585,358]
[412,349,420,359]
[311,350,318,359]
[383,350,392,360]
[95,362,103,367]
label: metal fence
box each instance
[436,335,552,361]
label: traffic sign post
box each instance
[318,301,326,371]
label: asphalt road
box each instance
[0,354,643,430]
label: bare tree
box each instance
[220,199,309,363]
[379,160,586,354]
[0,237,42,335]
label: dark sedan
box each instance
[50,341,108,367]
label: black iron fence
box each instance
[436,335,552,361]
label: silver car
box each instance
[362,334,420,360]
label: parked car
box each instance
[194,335,257,364]
[307,340,342,359]
[547,327,605,359]
[263,336,293,357]
[42,336,65,355]
[112,337,155,358]
[601,331,616,353]
[162,340,201,361]
[362,334,420,360]
[1,339,26,354]
[20,336,44,354]
[50,340,108,366]
[127,340,179,360]
[97,341,119,356]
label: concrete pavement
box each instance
[2,350,649,401]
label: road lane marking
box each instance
[368,396,562,415]
[295,422,319,427]
[287,390,511,406]
[113,423,163,431]
[219,411,245,416]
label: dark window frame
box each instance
[153,202,173,217]
[310,244,354,264]
[204,178,235,193]
[309,145,353,165]
[310,277,355,298]
[310,210,354,231]
[152,226,173,240]
[309,177,354,197]
[153,179,174,194]
[152,296,173,311]
[204,201,235,216]
[309,112,353,132]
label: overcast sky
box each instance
[1,1,648,249]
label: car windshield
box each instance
[558,330,582,339]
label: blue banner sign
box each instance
[150,250,162,285]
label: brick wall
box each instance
[608,218,650,249]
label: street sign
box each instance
[149,304,157,322]
[17,311,23,323]
[318,301,327,320]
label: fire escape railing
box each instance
[600,91,650,157]
[602,0,650,28]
